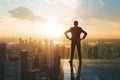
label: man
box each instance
[64,21,87,64]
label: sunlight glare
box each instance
[43,20,64,38]
[53,40,64,44]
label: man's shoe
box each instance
[69,60,73,63]
[79,61,82,64]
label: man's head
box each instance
[74,21,78,26]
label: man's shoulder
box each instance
[69,27,74,30]
[70,26,83,30]
[77,26,82,29]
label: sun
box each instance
[43,20,64,38]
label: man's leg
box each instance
[70,41,75,63]
[77,42,82,64]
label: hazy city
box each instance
[0,37,120,80]
[1,0,120,80]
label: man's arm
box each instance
[81,29,87,40]
[64,29,71,40]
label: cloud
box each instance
[58,0,105,22]
[98,0,104,7]
[44,0,80,9]
[65,0,120,24]
[85,0,104,8]
[9,7,47,22]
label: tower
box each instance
[20,50,28,80]
[0,43,6,80]
[4,57,21,80]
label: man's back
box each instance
[70,26,82,40]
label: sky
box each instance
[0,0,120,39]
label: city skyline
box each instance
[0,35,120,80]
[0,0,120,39]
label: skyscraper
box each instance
[20,50,28,80]
[4,57,21,80]
[0,43,6,80]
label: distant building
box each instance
[44,39,49,67]
[98,40,104,58]
[49,39,54,68]
[27,54,33,71]
[38,51,46,67]
[4,57,21,80]
[88,46,93,59]
[44,39,55,68]
[93,46,99,59]
[19,38,22,43]
[82,42,89,59]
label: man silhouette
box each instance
[64,21,87,64]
